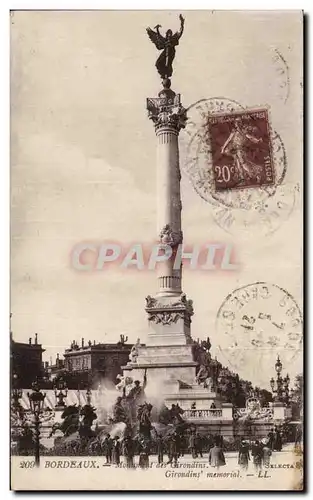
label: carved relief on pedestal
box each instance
[145,293,193,315]
[147,310,184,326]
[159,224,183,247]
[145,292,194,326]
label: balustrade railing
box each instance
[184,408,223,419]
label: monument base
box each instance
[122,341,221,415]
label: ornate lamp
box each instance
[54,377,68,407]
[28,382,46,416]
[27,382,46,466]
[270,356,290,405]
[12,373,23,408]
[275,356,282,375]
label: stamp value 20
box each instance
[208,109,275,191]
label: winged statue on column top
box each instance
[146,14,185,80]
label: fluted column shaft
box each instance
[156,126,182,295]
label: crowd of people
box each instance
[99,427,283,470]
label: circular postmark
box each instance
[271,48,291,104]
[212,182,299,236]
[215,282,302,386]
[182,97,287,210]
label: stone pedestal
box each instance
[273,401,286,420]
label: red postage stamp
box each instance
[207,109,275,191]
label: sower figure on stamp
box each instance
[146,14,185,80]
[221,119,263,185]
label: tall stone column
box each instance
[145,79,194,346]
[156,114,182,296]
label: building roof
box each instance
[64,342,134,356]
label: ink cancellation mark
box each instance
[272,48,291,104]
[212,183,299,237]
[215,282,302,381]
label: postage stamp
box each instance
[215,282,303,385]
[208,109,274,191]
[181,97,297,235]
[182,98,287,211]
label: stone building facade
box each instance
[11,334,45,388]
[63,335,133,387]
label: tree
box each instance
[290,374,303,420]
[292,374,303,405]
[258,389,273,407]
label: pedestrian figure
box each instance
[122,435,135,468]
[112,436,121,465]
[267,429,275,450]
[208,437,226,469]
[167,432,179,466]
[274,426,282,451]
[294,424,302,448]
[179,434,186,457]
[262,440,272,467]
[139,439,150,469]
[251,440,263,471]
[103,434,113,464]
[207,433,214,451]
[238,438,250,471]
[195,432,203,458]
[156,434,164,464]
[189,431,197,458]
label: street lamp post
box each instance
[27,382,46,466]
[11,373,23,409]
[54,377,68,407]
[270,356,290,404]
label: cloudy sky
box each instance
[11,10,302,387]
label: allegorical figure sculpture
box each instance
[146,14,185,80]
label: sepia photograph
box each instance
[10,9,303,491]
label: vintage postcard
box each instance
[10,10,303,491]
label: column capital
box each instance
[147,86,187,133]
